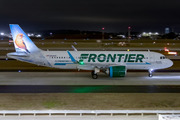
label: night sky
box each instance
[0,0,180,32]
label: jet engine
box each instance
[105,66,126,77]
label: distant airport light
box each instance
[127,49,129,51]
[1,33,4,35]
[164,47,169,52]
[165,49,169,52]
[18,70,21,72]
[27,34,31,36]
[149,32,152,34]
[168,52,177,55]
[102,27,105,30]
[37,34,41,37]
[9,40,13,43]
[155,32,159,35]
[96,40,102,43]
[128,27,131,29]
[143,32,146,34]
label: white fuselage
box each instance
[38,51,173,70]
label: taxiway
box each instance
[0,72,180,85]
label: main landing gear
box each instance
[148,69,153,77]
[91,70,98,79]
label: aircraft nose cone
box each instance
[168,59,173,67]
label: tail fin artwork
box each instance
[9,24,39,53]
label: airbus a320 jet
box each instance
[7,24,173,79]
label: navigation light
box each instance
[79,60,84,65]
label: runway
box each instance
[0,72,180,85]
[0,72,180,93]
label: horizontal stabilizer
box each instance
[7,52,29,57]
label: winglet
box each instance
[71,45,77,51]
[67,51,76,62]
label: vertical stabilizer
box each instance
[9,24,39,53]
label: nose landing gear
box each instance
[148,69,153,77]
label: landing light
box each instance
[151,69,153,71]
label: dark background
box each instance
[0,0,180,32]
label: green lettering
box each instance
[97,54,106,62]
[80,54,89,60]
[135,54,144,62]
[128,54,136,62]
[88,54,97,62]
[124,54,128,62]
[106,54,116,62]
[117,54,125,62]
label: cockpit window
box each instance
[160,56,166,59]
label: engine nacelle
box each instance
[107,66,126,77]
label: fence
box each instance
[0,110,179,117]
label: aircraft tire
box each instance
[91,70,95,75]
[92,74,98,79]
[148,74,153,77]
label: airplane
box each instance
[7,24,173,79]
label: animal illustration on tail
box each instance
[15,33,30,53]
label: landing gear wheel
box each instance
[148,74,153,77]
[92,74,98,79]
[91,70,95,75]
